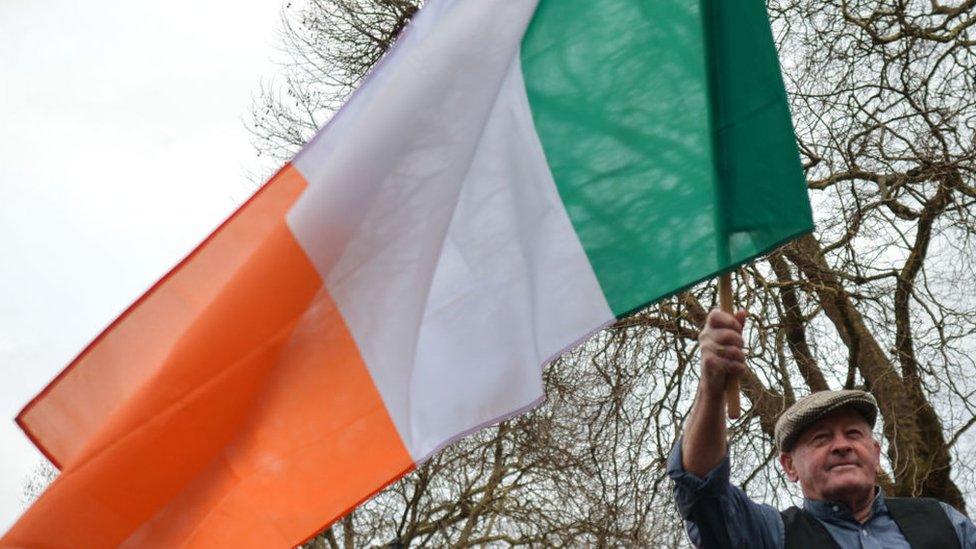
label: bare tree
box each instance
[249,0,976,545]
[20,459,57,509]
[248,0,418,164]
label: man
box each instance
[667,309,976,548]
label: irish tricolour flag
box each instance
[4,0,812,546]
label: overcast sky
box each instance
[0,0,286,531]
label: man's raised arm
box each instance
[668,309,783,548]
[681,309,747,476]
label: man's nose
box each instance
[829,433,853,452]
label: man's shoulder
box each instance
[886,497,965,549]
[885,495,961,525]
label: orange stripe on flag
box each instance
[17,165,312,467]
[4,165,413,547]
[124,291,415,547]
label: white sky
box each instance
[0,0,285,531]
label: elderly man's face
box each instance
[779,408,881,502]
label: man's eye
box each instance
[847,430,862,439]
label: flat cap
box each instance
[774,389,877,451]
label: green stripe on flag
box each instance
[522,0,812,317]
[703,0,813,264]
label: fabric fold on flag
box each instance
[4,0,812,546]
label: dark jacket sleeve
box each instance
[667,439,784,548]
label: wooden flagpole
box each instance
[718,272,741,419]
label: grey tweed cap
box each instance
[774,389,877,451]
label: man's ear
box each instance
[779,452,799,482]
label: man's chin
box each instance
[822,477,874,502]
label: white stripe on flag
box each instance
[288,0,614,460]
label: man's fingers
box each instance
[699,309,750,386]
[702,354,746,377]
[709,328,744,348]
[705,309,742,332]
[735,309,748,327]
[710,342,745,362]
[725,360,746,377]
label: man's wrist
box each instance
[698,374,728,403]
